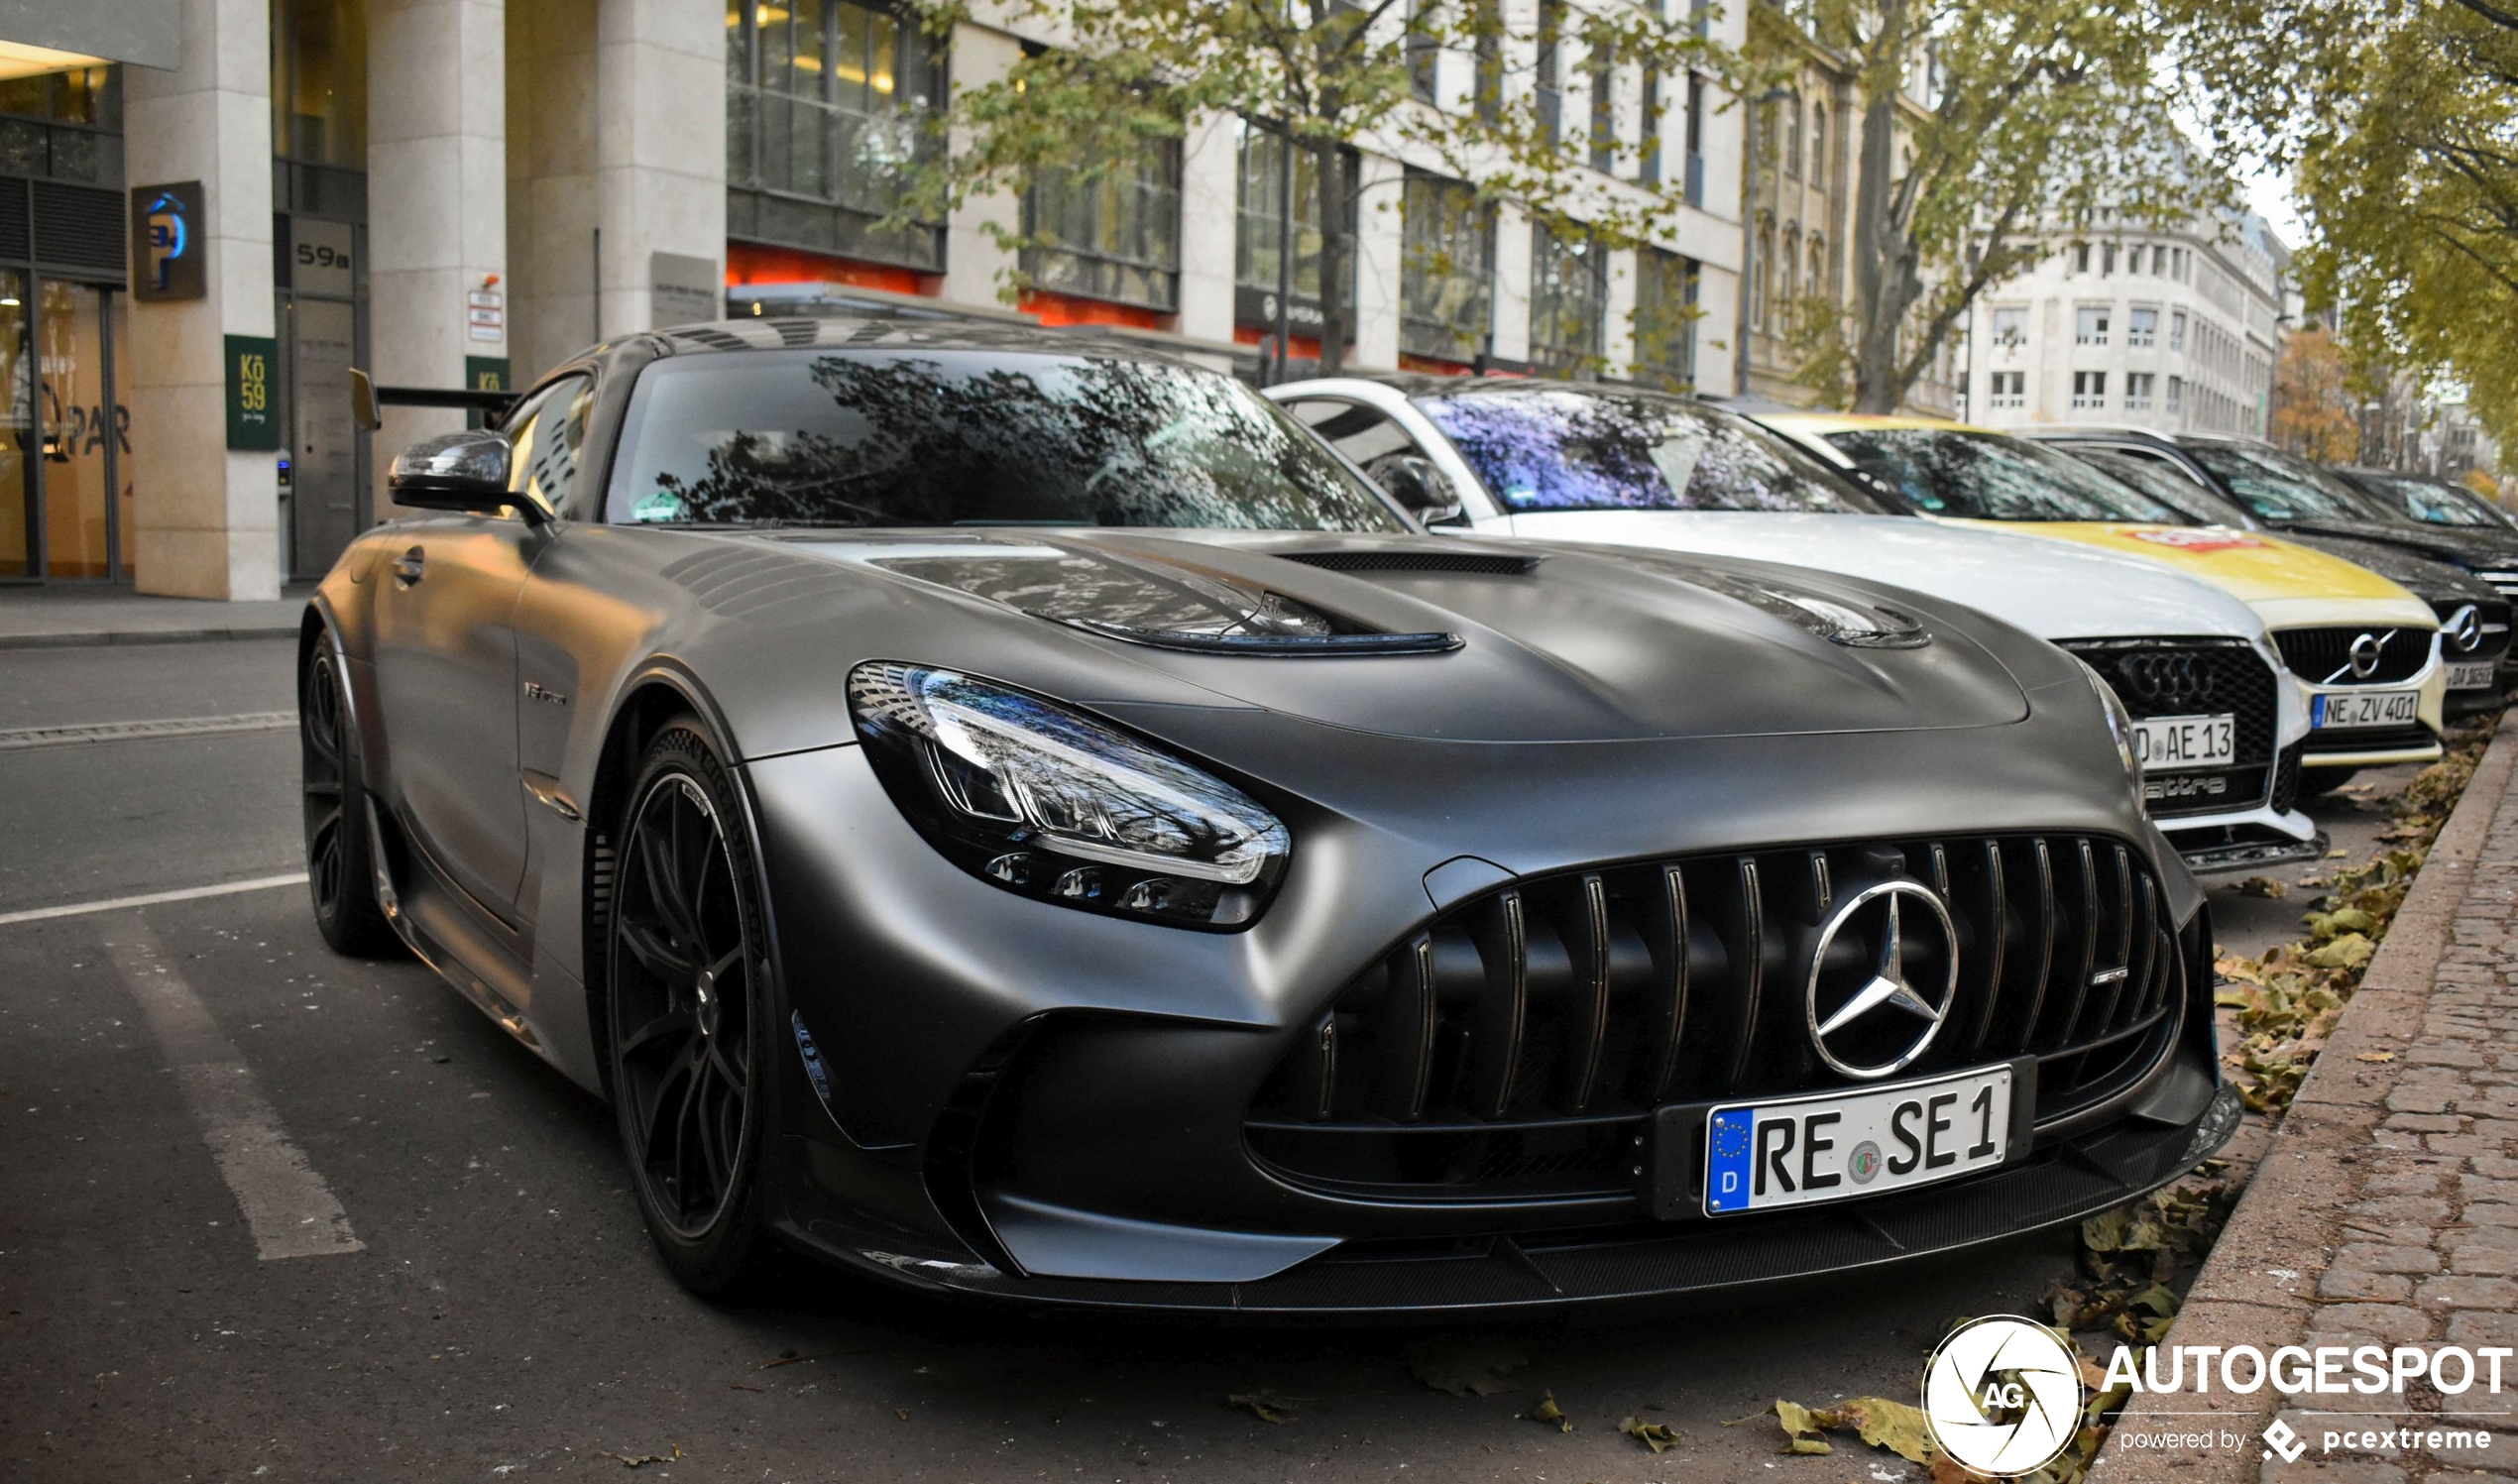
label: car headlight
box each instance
[847,661,1291,928]
[2077,659,2147,814]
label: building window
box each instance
[1588,41,1616,172]
[1473,0,1503,121]
[2167,375,2183,414]
[2075,305,2110,345]
[2125,372,2155,410]
[1810,101,1827,185]
[1406,0,1439,104]
[2169,308,2187,352]
[1682,73,1705,205]
[1784,90,1802,177]
[2100,241,2116,276]
[272,0,362,170]
[727,0,948,271]
[1631,247,1699,391]
[1639,65,1661,184]
[2127,306,2157,349]
[1988,370,2025,408]
[1781,224,1801,319]
[1530,221,1604,374]
[1400,171,1490,363]
[1023,133,1183,311]
[1536,0,1565,146]
[2072,371,2107,409]
[2072,243,2091,275]
[1807,235,1825,300]
[1753,222,1774,331]
[1991,306,2025,347]
[1234,123,1354,334]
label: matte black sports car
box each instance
[302,318,2235,1313]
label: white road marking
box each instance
[0,711,298,751]
[0,873,309,928]
[104,922,365,1261]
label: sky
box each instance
[2245,166,2307,249]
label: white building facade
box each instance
[1963,210,2286,439]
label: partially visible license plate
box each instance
[2449,660,2497,691]
[1703,1066,2011,1215]
[2313,689,2421,730]
[2132,713,2234,772]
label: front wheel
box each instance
[607,721,775,1296]
[301,640,399,957]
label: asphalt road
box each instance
[0,639,2429,1483]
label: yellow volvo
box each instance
[1758,414,2454,794]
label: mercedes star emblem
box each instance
[2445,605,2484,654]
[1805,879,1960,1080]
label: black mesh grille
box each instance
[2064,638,2277,819]
[2304,723,2436,756]
[1277,550,1543,575]
[1249,833,2184,1200]
[30,180,123,274]
[2271,742,2304,815]
[2275,626,2433,685]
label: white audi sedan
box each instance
[1268,375,2322,874]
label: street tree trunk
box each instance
[1314,140,1353,376]
[1847,0,1922,412]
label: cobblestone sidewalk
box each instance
[2096,715,2518,1484]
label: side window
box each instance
[1286,399,1424,469]
[504,375,596,518]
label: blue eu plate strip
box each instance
[1706,1107,1756,1212]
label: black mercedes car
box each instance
[302,318,2233,1313]
[2029,427,2515,718]
[2333,465,2518,534]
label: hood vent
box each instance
[1058,620,1462,656]
[1277,549,1543,577]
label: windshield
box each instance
[1412,387,1885,514]
[1820,427,2184,522]
[2062,448,2242,526]
[606,349,1410,531]
[2352,470,2512,528]
[2184,442,2378,522]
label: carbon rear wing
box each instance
[347,368,521,431]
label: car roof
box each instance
[640,314,1203,370]
[1759,411,2004,437]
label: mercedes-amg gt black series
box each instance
[300,318,2235,1313]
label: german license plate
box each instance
[1703,1066,2011,1215]
[2132,714,2234,772]
[2449,660,2496,691]
[2312,689,2420,730]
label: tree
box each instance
[2165,1,2518,456]
[1781,0,2215,412]
[2269,326,2359,464]
[904,0,1721,377]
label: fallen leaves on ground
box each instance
[1405,1335,1529,1397]
[2356,1050,2396,1063]
[1224,1389,1310,1424]
[2235,875,2288,898]
[1620,1415,1680,1452]
[1528,1391,1571,1432]
[598,1443,683,1468]
[1733,1397,1933,1463]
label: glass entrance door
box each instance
[36,279,126,580]
[0,271,29,579]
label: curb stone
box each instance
[0,624,300,650]
[2090,713,2518,1484]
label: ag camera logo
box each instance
[1923,1315,2083,1476]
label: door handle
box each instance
[392,547,425,587]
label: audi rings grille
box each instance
[1248,834,2198,1203]
[2063,639,2279,821]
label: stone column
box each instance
[1351,152,1404,371]
[369,0,508,506]
[122,0,280,600]
[594,0,725,338]
[1173,113,1237,348]
[1489,205,1532,365]
[939,22,1022,314]
[506,0,599,385]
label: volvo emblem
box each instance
[2118,651,2214,708]
[2347,630,2388,680]
[2445,605,2484,654]
[1805,880,1960,1080]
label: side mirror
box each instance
[1367,454,1466,525]
[390,430,524,517]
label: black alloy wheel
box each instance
[301,640,398,957]
[608,723,774,1293]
